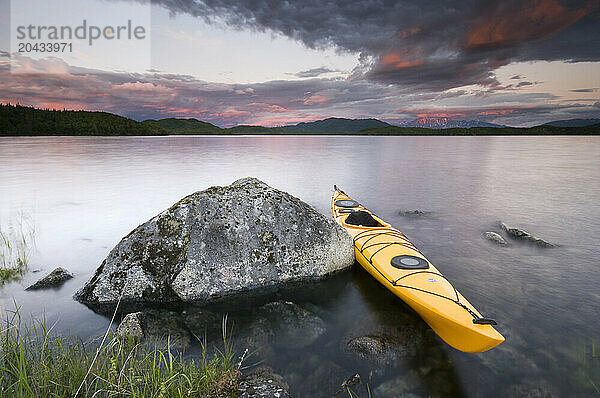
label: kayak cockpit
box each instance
[344,210,383,227]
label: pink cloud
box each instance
[213,109,252,119]
[478,109,517,116]
[253,113,330,127]
[303,94,329,105]
[379,51,424,70]
[415,112,467,118]
[246,102,288,113]
[113,82,172,93]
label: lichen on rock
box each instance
[75,177,354,306]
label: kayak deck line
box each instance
[331,186,505,352]
[335,194,482,320]
[353,235,484,321]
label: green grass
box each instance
[572,338,600,395]
[0,310,244,397]
[0,215,35,285]
[347,385,371,398]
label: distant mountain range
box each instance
[281,117,391,133]
[1,104,599,136]
[398,117,506,129]
[278,116,504,131]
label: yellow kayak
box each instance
[331,186,505,353]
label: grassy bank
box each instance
[0,312,242,397]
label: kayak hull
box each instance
[332,188,504,353]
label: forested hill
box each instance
[0,104,166,136]
[141,118,222,134]
[280,117,390,133]
[2,104,599,136]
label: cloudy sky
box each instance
[1,0,599,127]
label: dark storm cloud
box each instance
[142,0,600,90]
[292,67,338,78]
[570,88,598,92]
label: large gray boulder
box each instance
[75,177,354,305]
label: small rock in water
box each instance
[116,312,144,339]
[499,222,554,247]
[482,231,507,245]
[26,267,73,290]
[399,209,428,216]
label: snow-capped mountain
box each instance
[399,117,506,129]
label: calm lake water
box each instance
[1,136,599,397]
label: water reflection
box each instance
[1,136,600,397]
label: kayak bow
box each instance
[332,186,504,353]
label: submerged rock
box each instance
[181,307,224,342]
[482,231,507,245]
[499,222,554,247]
[75,177,354,306]
[373,370,421,398]
[26,267,73,290]
[244,301,326,353]
[236,367,291,398]
[115,309,190,348]
[506,382,556,398]
[141,309,191,348]
[116,312,144,339]
[347,335,388,360]
[345,329,422,366]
